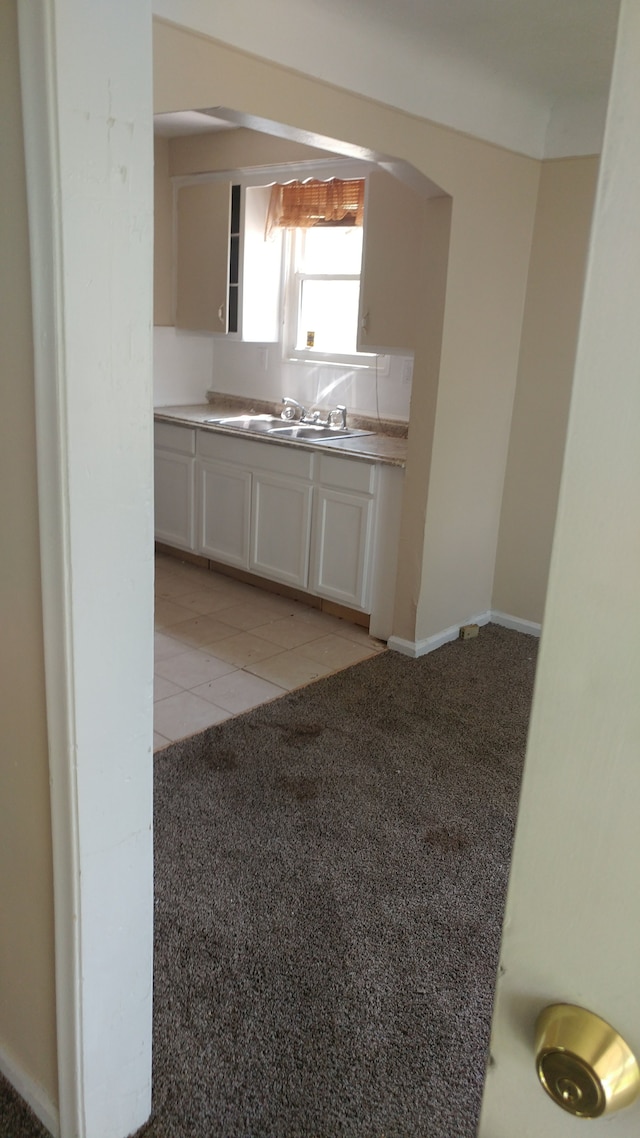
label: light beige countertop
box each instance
[154,403,408,468]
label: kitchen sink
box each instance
[204,414,373,443]
[204,414,283,434]
[267,424,372,441]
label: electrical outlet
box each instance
[459,623,479,640]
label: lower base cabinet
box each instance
[154,422,196,552]
[197,459,251,568]
[310,487,374,610]
[250,473,313,588]
[154,420,404,639]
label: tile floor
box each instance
[154,553,386,751]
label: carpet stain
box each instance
[206,748,237,771]
[423,827,465,852]
[276,775,320,801]
[281,722,325,745]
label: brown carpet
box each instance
[1,624,537,1138]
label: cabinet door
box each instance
[154,450,195,551]
[175,181,231,332]
[250,474,312,588]
[197,459,251,568]
[358,169,424,354]
[310,488,374,610]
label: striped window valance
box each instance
[266,178,365,237]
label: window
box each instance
[268,177,380,367]
[287,225,365,360]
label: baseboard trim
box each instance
[388,611,492,658]
[491,610,542,637]
[0,1045,59,1138]
[387,609,541,657]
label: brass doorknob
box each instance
[535,1004,640,1118]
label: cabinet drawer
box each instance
[154,421,196,455]
[316,453,376,495]
[197,430,313,480]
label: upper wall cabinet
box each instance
[175,181,232,333]
[174,180,282,341]
[358,170,424,355]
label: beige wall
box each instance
[0,0,57,1106]
[393,194,452,639]
[168,126,337,177]
[154,135,173,325]
[153,19,541,643]
[493,157,598,624]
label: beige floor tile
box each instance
[154,648,238,690]
[296,608,386,649]
[296,634,379,670]
[162,587,244,616]
[154,675,183,702]
[191,671,286,714]
[155,576,200,600]
[154,631,188,661]
[207,632,285,667]
[154,690,232,742]
[155,599,201,628]
[164,614,237,649]
[215,596,300,631]
[251,615,327,650]
[246,649,333,691]
[153,731,171,752]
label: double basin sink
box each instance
[205,414,373,443]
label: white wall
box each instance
[153,326,214,405]
[210,339,412,421]
[153,324,413,418]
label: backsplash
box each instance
[153,327,412,422]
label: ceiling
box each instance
[311,0,620,108]
[152,0,622,156]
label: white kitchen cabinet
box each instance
[155,421,404,641]
[358,168,424,354]
[174,180,281,340]
[310,453,377,611]
[175,180,233,333]
[154,422,196,551]
[196,458,252,568]
[195,430,314,583]
[310,488,374,609]
[251,472,313,588]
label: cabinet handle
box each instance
[360,309,370,333]
[218,304,225,325]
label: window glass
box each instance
[296,279,361,354]
[295,226,363,275]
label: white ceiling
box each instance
[152,0,622,156]
[313,0,620,107]
[153,111,236,138]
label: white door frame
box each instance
[18,2,155,1136]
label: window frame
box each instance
[282,226,388,371]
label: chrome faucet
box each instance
[328,404,348,430]
[281,396,309,421]
[282,397,348,430]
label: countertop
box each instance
[154,403,408,467]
